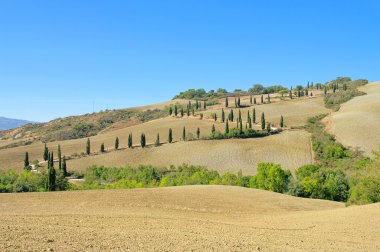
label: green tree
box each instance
[187,105,190,116]
[140,133,146,148]
[261,95,264,104]
[168,128,173,143]
[43,143,49,161]
[100,143,105,153]
[203,101,206,109]
[324,86,327,95]
[58,144,62,171]
[254,97,256,104]
[225,120,229,134]
[267,94,270,103]
[115,137,119,150]
[128,133,133,148]
[237,96,241,107]
[239,120,243,134]
[155,133,160,147]
[192,107,195,116]
[261,112,265,130]
[266,122,271,132]
[24,152,29,169]
[229,109,234,122]
[213,113,217,122]
[221,108,225,122]
[62,156,67,176]
[86,138,91,155]
[211,124,216,135]
[169,106,173,116]
[248,111,252,129]
[289,90,293,99]
[174,105,178,116]
[182,127,186,141]
[253,108,256,123]
[250,95,253,104]
[280,115,284,128]
[225,97,229,108]
[196,128,200,139]
[45,156,56,192]
[196,100,199,110]
[238,109,242,122]
[181,107,184,117]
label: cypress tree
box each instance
[192,107,195,116]
[225,97,229,108]
[196,100,199,110]
[128,133,133,148]
[168,128,173,143]
[24,152,29,169]
[200,113,203,120]
[237,96,241,107]
[174,105,178,116]
[333,84,336,93]
[50,152,54,168]
[324,86,327,95]
[267,94,270,103]
[115,137,119,150]
[225,120,229,134]
[86,138,91,155]
[187,105,190,117]
[253,108,256,123]
[169,106,173,116]
[188,101,191,110]
[221,108,225,122]
[229,109,234,122]
[213,113,217,122]
[182,127,186,141]
[203,101,206,109]
[306,89,309,96]
[62,156,67,176]
[196,128,200,139]
[43,143,49,161]
[181,107,184,117]
[248,111,252,129]
[266,122,271,132]
[211,124,216,135]
[100,143,105,153]
[46,160,56,192]
[289,90,293,99]
[58,144,62,171]
[254,97,257,104]
[234,97,237,108]
[238,109,242,123]
[261,95,264,104]
[250,95,253,104]
[239,120,243,134]
[307,81,310,88]
[261,112,265,130]
[280,115,284,128]
[140,133,146,148]
[155,133,160,147]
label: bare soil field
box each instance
[0,185,379,251]
[67,130,312,174]
[326,81,380,156]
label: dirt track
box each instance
[1,186,379,251]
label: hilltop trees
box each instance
[168,128,173,143]
[24,152,29,169]
[86,138,91,155]
[140,133,146,148]
[261,112,265,130]
[128,133,133,148]
[115,137,119,150]
[43,143,49,161]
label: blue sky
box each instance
[0,0,379,122]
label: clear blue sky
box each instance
[0,0,379,122]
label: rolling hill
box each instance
[0,185,379,251]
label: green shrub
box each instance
[348,177,380,205]
[249,163,291,193]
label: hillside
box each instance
[0,117,36,130]
[0,185,379,251]
[326,81,380,156]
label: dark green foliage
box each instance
[261,95,264,104]
[203,101,206,109]
[266,122,271,132]
[169,106,173,116]
[324,89,365,111]
[261,112,265,130]
[140,134,146,148]
[237,96,241,107]
[62,156,67,176]
[24,152,29,169]
[349,177,380,205]
[254,97,256,104]
[192,107,195,116]
[86,138,91,155]
[252,108,256,123]
[128,133,133,148]
[58,144,62,170]
[267,94,270,103]
[174,105,178,116]
[0,170,51,192]
[250,95,253,104]
[225,121,229,134]
[249,163,292,193]
[211,124,216,135]
[247,111,252,129]
[238,109,242,122]
[280,115,284,128]
[173,88,227,100]
[196,128,200,139]
[196,100,199,110]
[229,109,234,122]
[100,143,105,153]
[180,107,184,117]
[115,137,119,150]
[46,154,56,192]
[43,143,48,161]
[155,133,160,147]
[221,108,225,122]
[182,127,186,141]
[187,105,190,117]
[289,90,293,99]
[168,128,173,143]
[209,128,268,140]
[225,97,228,108]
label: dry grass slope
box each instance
[326,81,380,156]
[0,185,379,251]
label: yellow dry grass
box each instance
[0,185,379,251]
[326,81,380,156]
[67,130,312,174]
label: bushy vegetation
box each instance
[209,128,269,140]
[173,88,227,99]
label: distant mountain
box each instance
[0,117,36,130]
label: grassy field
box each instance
[0,94,325,172]
[326,81,380,156]
[1,185,379,251]
[67,130,312,174]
